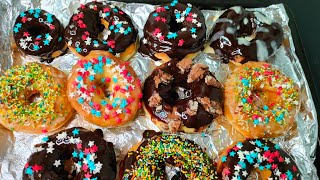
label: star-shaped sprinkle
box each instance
[53,160,61,167]
[72,128,80,136]
[56,132,68,140]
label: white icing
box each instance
[216,18,233,24]
[256,27,270,33]
[256,40,269,61]
[238,38,251,46]
[243,18,248,25]
[254,12,272,25]
[231,6,242,14]
[226,27,236,34]
[219,36,232,48]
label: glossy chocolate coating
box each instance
[13,9,66,63]
[139,2,206,61]
[209,6,283,63]
[65,2,137,57]
[221,139,301,180]
[143,60,223,131]
[22,127,117,180]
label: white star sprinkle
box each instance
[26,36,32,42]
[197,22,202,27]
[88,141,94,147]
[46,35,53,41]
[285,157,290,164]
[93,162,103,174]
[116,109,122,114]
[142,38,148,44]
[234,164,241,171]
[85,37,92,45]
[46,147,54,153]
[192,13,198,18]
[125,92,130,98]
[56,132,67,140]
[53,160,61,167]
[191,34,197,39]
[115,53,120,57]
[242,171,248,177]
[181,28,187,32]
[47,141,55,147]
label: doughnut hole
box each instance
[99,19,111,40]
[26,90,42,104]
[27,25,50,39]
[96,81,112,99]
[251,88,281,111]
[167,16,184,33]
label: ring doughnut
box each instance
[120,130,218,179]
[23,127,117,180]
[13,9,67,63]
[143,59,223,133]
[65,2,138,61]
[0,63,74,133]
[139,1,206,62]
[218,139,301,180]
[206,6,283,63]
[67,52,142,127]
[224,62,299,138]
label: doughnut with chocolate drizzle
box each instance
[143,59,223,133]
[65,2,138,61]
[13,9,67,63]
[207,6,283,63]
[139,1,206,62]
[23,127,117,180]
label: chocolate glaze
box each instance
[139,2,206,61]
[65,2,137,57]
[22,127,116,180]
[209,6,283,63]
[143,60,223,131]
[13,9,66,63]
[221,139,301,180]
[120,130,217,180]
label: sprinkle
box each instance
[72,128,80,136]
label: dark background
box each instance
[284,0,320,175]
[123,0,320,174]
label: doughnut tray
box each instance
[0,0,318,179]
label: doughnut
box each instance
[65,2,138,61]
[143,58,223,133]
[0,63,74,133]
[206,6,283,63]
[23,127,117,180]
[13,8,67,63]
[224,62,299,138]
[120,130,218,179]
[218,139,301,180]
[139,1,206,62]
[67,52,142,127]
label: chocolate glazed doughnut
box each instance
[207,6,283,63]
[13,9,67,63]
[120,130,218,180]
[218,139,301,180]
[65,2,138,61]
[139,1,206,62]
[143,59,223,133]
[23,127,117,180]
